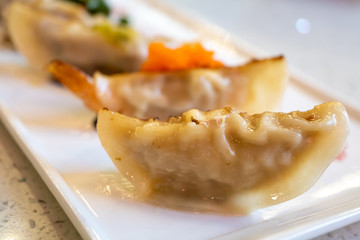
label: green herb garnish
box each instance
[119,17,129,26]
[92,22,136,44]
[64,0,110,16]
[86,0,109,16]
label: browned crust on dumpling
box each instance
[97,102,349,214]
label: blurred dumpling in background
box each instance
[0,0,14,48]
[49,42,287,120]
[3,0,147,74]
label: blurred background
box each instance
[158,0,360,105]
[2,0,359,104]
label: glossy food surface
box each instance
[49,56,287,120]
[97,102,349,214]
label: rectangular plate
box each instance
[1,0,360,239]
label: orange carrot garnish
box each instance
[141,42,224,72]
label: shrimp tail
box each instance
[48,60,103,112]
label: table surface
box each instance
[0,0,360,239]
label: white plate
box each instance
[1,1,360,239]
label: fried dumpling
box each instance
[49,56,287,120]
[4,0,146,73]
[97,102,349,214]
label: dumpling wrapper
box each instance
[4,0,146,73]
[97,102,349,214]
[49,56,287,120]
